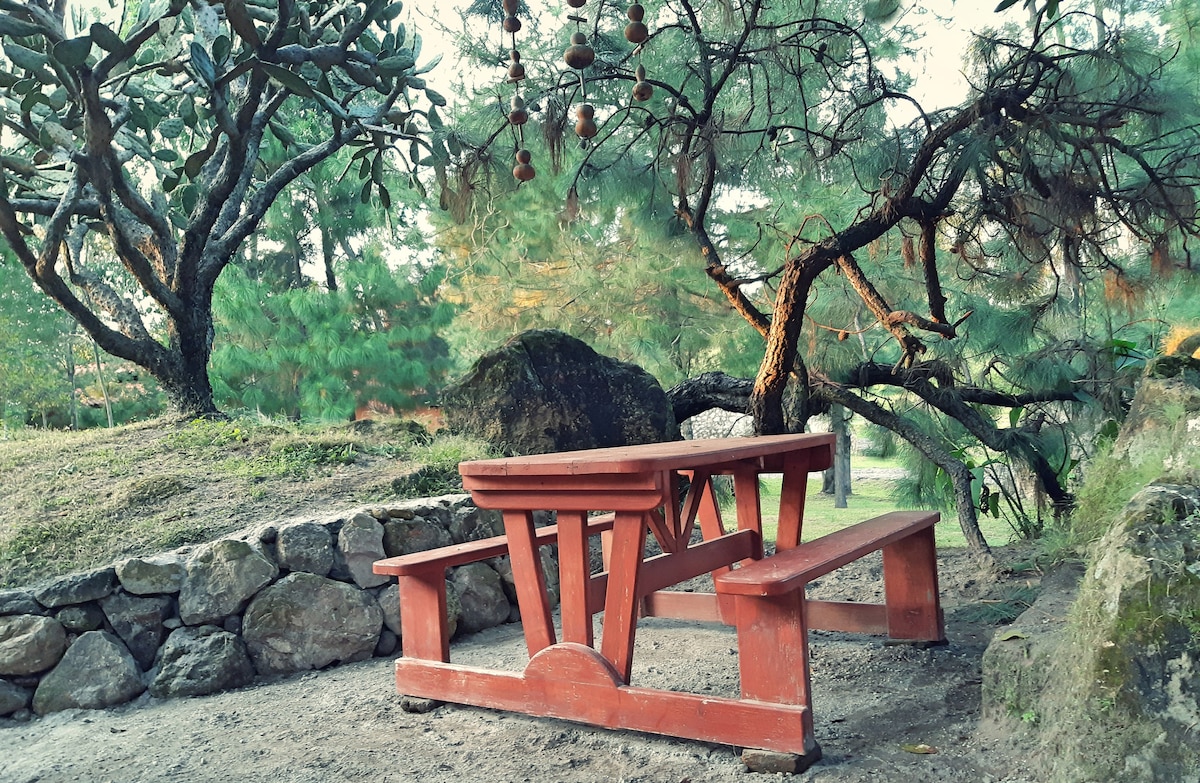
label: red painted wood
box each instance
[640,590,725,623]
[775,450,813,550]
[465,487,668,512]
[645,507,677,553]
[731,591,817,750]
[386,434,857,755]
[882,526,945,641]
[633,529,760,596]
[804,599,889,634]
[676,469,709,546]
[393,645,817,755]
[598,510,649,683]
[732,468,763,537]
[458,434,836,479]
[557,511,593,646]
[716,511,940,596]
[503,509,557,656]
[373,514,616,576]
[395,573,450,662]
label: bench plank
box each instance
[715,511,939,597]
[373,513,616,577]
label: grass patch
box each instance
[737,472,1014,549]
[0,417,494,588]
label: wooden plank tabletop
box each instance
[458,433,836,478]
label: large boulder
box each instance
[149,625,255,699]
[441,329,680,455]
[275,521,334,576]
[449,563,512,636]
[1031,483,1200,782]
[116,554,186,595]
[0,615,67,676]
[0,589,45,617]
[31,567,117,608]
[241,573,382,676]
[336,512,389,589]
[178,539,278,626]
[32,631,145,714]
[0,679,31,716]
[100,592,173,671]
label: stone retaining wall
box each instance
[0,495,555,720]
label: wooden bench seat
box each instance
[712,510,944,757]
[717,510,940,595]
[373,513,616,577]
[715,510,944,643]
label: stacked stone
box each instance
[0,496,558,719]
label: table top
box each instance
[458,433,836,478]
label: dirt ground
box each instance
[0,544,1045,783]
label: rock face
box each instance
[0,496,545,712]
[149,625,255,698]
[178,539,278,626]
[0,615,67,676]
[275,522,334,576]
[242,573,382,675]
[337,513,389,589]
[100,592,173,671]
[983,375,1200,783]
[451,563,513,635]
[32,631,145,714]
[1034,483,1200,782]
[441,329,680,455]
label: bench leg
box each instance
[397,572,451,662]
[881,527,945,643]
[732,592,819,755]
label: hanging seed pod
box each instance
[508,94,529,125]
[632,64,653,101]
[625,4,648,44]
[563,31,595,70]
[503,14,521,33]
[503,0,519,12]
[575,103,598,138]
[567,0,587,6]
[513,148,535,181]
[507,50,525,82]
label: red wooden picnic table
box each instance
[374,434,944,765]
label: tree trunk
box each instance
[157,304,220,419]
[832,404,851,508]
[92,341,114,428]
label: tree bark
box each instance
[666,372,753,423]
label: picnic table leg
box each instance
[503,509,557,656]
[557,511,594,646]
[775,451,813,550]
[598,509,649,683]
[882,526,946,642]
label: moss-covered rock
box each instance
[441,329,680,456]
[984,375,1200,783]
